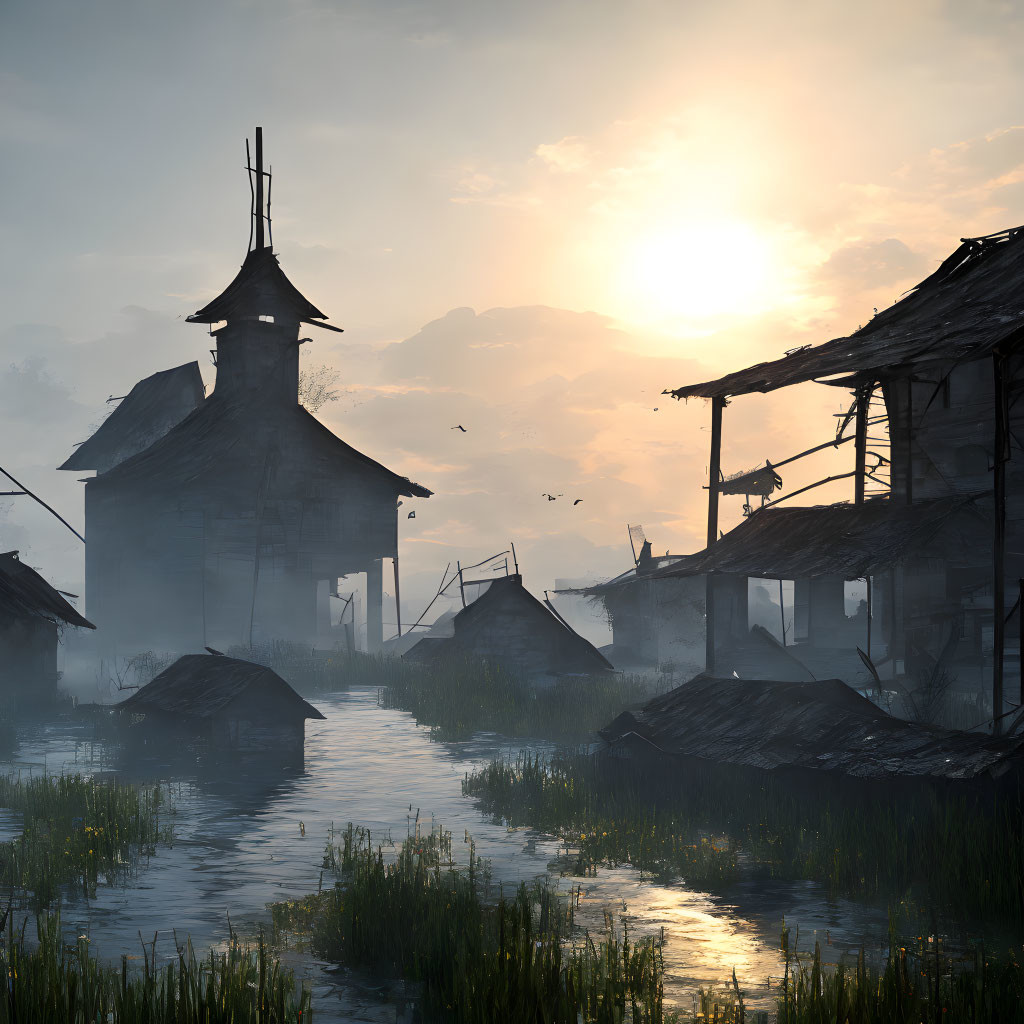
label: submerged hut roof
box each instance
[0,551,94,630]
[647,494,981,581]
[600,674,1024,782]
[405,574,613,676]
[118,654,325,721]
[59,362,205,473]
[668,225,1024,399]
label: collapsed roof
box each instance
[117,654,324,721]
[600,674,1024,781]
[667,225,1024,400]
[59,363,205,474]
[0,551,94,630]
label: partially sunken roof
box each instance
[186,246,336,329]
[645,495,982,581]
[60,362,205,473]
[0,551,94,629]
[600,674,1024,781]
[668,225,1024,400]
[117,654,325,720]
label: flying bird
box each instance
[543,493,557,501]
[573,499,583,505]
[408,510,416,519]
[653,407,659,412]
[451,425,467,432]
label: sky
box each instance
[3,0,1024,635]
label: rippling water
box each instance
[2,687,894,1021]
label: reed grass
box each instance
[776,925,1024,1023]
[0,772,171,910]
[374,652,656,741]
[272,822,667,1023]
[0,912,311,1023]
[463,754,1024,924]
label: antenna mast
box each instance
[254,127,265,250]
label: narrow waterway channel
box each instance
[4,686,896,1020]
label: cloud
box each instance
[816,238,928,291]
[535,136,591,173]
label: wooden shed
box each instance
[117,653,325,753]
[0,550,95,701]
[64,129,429,658]
[404,574,612,682]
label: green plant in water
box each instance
[0,772,172,910]
[0,912,311,1023]
[272,821,667,1023]
[463,753,1024,925]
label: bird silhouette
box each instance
[543,493,557,501]
[408,510,416,519]
[653,407,659,412]
[451,425,467,432]
[573,499,583,505]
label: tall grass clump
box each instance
[0,912,311,1023]
[776,926,1024,1023]
[272,822,666,1023]
[375,652,657,741]
[464,753,1024,925]
[0,772,171,909]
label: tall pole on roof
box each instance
[705,395,725,676]
[254,127,265,251]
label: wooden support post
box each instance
[904,377,914,505]
[704,396,725,675]
[254,127,265,250]
[367,559,384,654]
[854,384,870,505]
[456,561,466,607]
[778,578,786,646]
[993,351,1008,735]
[393,556,402,638]
[1018,577,1024,709]
[707,396,725,547]
[866,575,872,661]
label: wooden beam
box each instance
[393,556,402,638]
[254,127,265,250]
[904,377,914,505]
[854,384,870,504]
[367,558,384,654]
[706,396,724,548]
[993,351,1008,735]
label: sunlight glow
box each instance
[622,220,776,320]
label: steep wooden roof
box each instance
[59,363,204,473]
[667,225,1024,400]
[89,395,432,498]
[0,551,94,629]
[186,247,337,330]
[117,654,325,720]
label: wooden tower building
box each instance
[68,128,430,657]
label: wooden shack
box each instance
[117,653,325,753]
[64,129,429,658]
[663,224,1024,727]
[0,550,95,701]
[404,573,613,682]
[599,674,1024,783]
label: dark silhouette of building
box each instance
[404,573,612,682]
[65,129,429,658]
[664,224,1024,729]
[117,653,324,753]
[0,550,95,700]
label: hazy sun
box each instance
[620,220,776,322]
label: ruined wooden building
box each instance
[404,573,613,682]
[117,653,324,754]
[62,129,429,657]
[0,550,95,700]
[652,224,1024,729]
